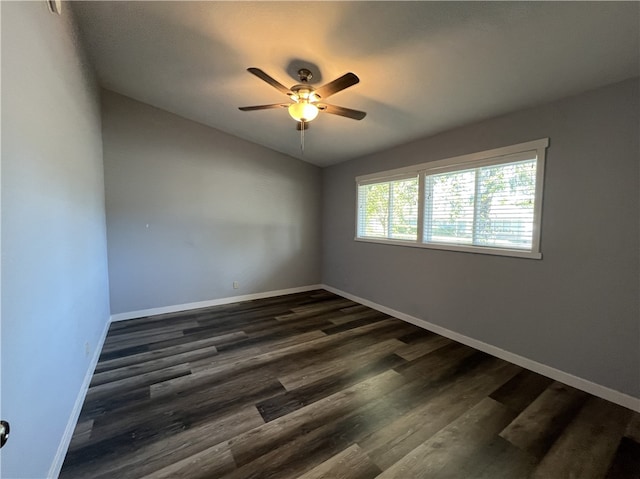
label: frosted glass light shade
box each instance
[288,102,319,122]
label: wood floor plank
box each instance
[320,315,391,335]
[531,397,632,479]
[338,304,370,314]
[220,412,372,479]
[103,322,198,345]
[152,320,400,398]
[100,330,185,355]
[374,397,516,478]
[210,328,327,355]
[289,298,356,314]
[94,333,243,373]
[396,328,435,344]
[228,334,398,399]
[296,444,381,479]
[185,330,327,375]
[489,368,553,413]
[185,316,291,340]
[624,411,640,442]
[67,419,94,451]
[328,309,389,326]
[465,436,537,479]
[85,364,191,401]
[360,359,520,470]
[275,298,357,320]
[76,387,151,423]
[186,305,301,336]
[76,373,284,457]
[244,333,399,387]
[394,334,453,361]
[60,406,264,479]
[223,367,451,479]
[499,381,588,457]
[90,344,218,386]
[278,338,404,391]
[605,437,640,479]
[61,406,262,479]
[256,353,407,423]
[392,341,481,382]
[228,369,405,467]
[114,406,264,479]
[138,442,236,479]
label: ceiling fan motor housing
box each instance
[289,84,319,103]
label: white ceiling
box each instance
[71,1,639,167]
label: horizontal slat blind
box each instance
[424,158,537,250]
[425,168,476,245]
[358,182,389,238]
[474,160,536,249]
[358,176,419,240]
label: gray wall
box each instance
[323,79,640,398]
[1,2,111,478]
[102,91,322,314]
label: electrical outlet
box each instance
[233,281,239,289]
[84,342,91,357]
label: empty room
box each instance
[1,1,639,478]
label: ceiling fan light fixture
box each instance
[240,67,366,127]
[288,102,319,122]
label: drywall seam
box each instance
[321,284,640,413]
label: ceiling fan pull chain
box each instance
[300,121,305,155]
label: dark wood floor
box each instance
[60,290,640,479]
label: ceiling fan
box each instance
[239,67,366,130]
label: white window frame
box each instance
[355,138,549,259]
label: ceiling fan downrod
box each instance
[297,68,313,83]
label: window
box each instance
[356,139,548,259]
[358,176,419,240]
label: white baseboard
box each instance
[110,284,324,322]
[48,317,111,479]
[321,284,640,413]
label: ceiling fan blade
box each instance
[296,122,309,131]
[247,68,291,95]
[239,104,289,111]
[318,103,367,120]
[314,72,360,100]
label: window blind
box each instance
[424,159,537,250]
[358,176,419,241]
